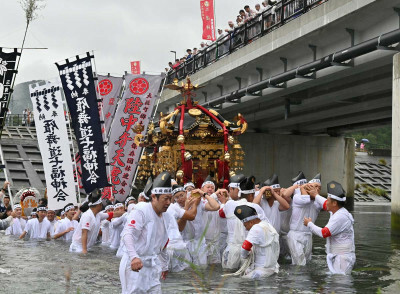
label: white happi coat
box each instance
[5,217,26,236]
[119,202,169,294]
[166,203,190,272]
[308,207,355,275]
[54,218,79,241]
[110,213,127,250]
[24,218,52,239]
[180,200,208,268]
[69,209,110,252]
[241,220,280,279]
[287,189,326,265]
[220,198,266,270]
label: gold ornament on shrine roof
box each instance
[135,76,248,188]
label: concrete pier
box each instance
[392,53,400,231]
[239,133,355,210]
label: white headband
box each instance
[241,214,259,223]
[114,203,124,209]
[89,198,102,207]
[172,187,185,196]
[105,205,114,211]
[184,182,195,189]
[270,184,280,189]
[309,179,321,184]
[139,192,149,200]
[328,193,346,202]
[64,205,74,213]
[31,211,37,215]
[151,187,172,194]
[201,181,215,188]
[228,182,240,189]
[240,189,255,195]
[37,206,47,212]
[125,197,135,206]
[13,204,22,210]
[294,179,307,185]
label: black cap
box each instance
[143,176,153,198]
[234,205,258,223]
[239,176,256,194]
[151,172,172,194]
[327,181,346,202]
[309,173,321,184]
[263,174,280,188]
[230,173,245,184]
[292,171,307,185]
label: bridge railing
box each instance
[166,0,328,84]
[2,114,35,127]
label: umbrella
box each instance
[361,139,369,143]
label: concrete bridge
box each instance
[159,0,400,211]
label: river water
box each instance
[1,204,399,294]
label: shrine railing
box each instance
[166,0,327,84]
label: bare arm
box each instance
[19,231,27,239]
[81,229,88,254]
[253,186,269,205]
[204,194,220,211]
[272,189,290,211]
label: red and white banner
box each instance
[200,0,216,41]
[106,74,163,202]
[130,61,141,75]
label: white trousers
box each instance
[287,230,312,266]
[119,253,162,294]
[222,243,242,270]
[327,252,356,275]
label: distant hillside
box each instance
[9,80,46,114]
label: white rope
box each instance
[221,249,254,277]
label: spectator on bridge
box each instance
[236,15,244,27]
[217,29,227,40]
[168,62,173,70]
[226,21,236,33]
[244,5,257,19]
[239,10,247,23]
[0,181,10,213]
[262,1,270,11]
[199,42,207,51]
[255,3,262,14]
[186,49,193,59]
[193,48,198,55]
[172,59,180,69]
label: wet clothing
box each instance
[23,218,52,239]
[100,219,111,245]
[5,217,26,236]
[241,220,280,279]
[307,207,356,275]
[119,202,169,294]
[70,209,111,252]
[110,214,127,250]
[54,218,78,241]
[0,216,13,231]
[287,190,326,265]
[205,194,222,264]
[259,199,282,233]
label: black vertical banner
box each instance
[0,48,19,133]
[56,55,107,194]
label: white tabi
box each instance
[54,218,79,241]
[110,214,127,250]
[204,194,222,264]
[307,207,355,275]
[220,198,266,269]
[164,206,190,272]
[100,219,111,245]
[179,200,208,268]
[23,218,52,239]
[241,220,280,279]
[287,189,326,265]
[5,217,26,236]
[69,209,111,252]
[119,202,169,294]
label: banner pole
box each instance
[91,51,113,201]
[129,75,167,196]
[0,144,14,210]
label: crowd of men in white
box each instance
[0,170,355,294]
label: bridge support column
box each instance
[239,133,355,210]
[392,53,400,231]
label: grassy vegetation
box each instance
[378,158,387,166]
[360,183,388,197]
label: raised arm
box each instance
[271,189,290,211]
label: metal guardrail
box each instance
[166,0,327,84]
[2,114,35,127]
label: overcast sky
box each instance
[1,0,264,84]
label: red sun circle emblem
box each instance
[131,220,136,224]
[129,78,149,95]
[97,79,113,96]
